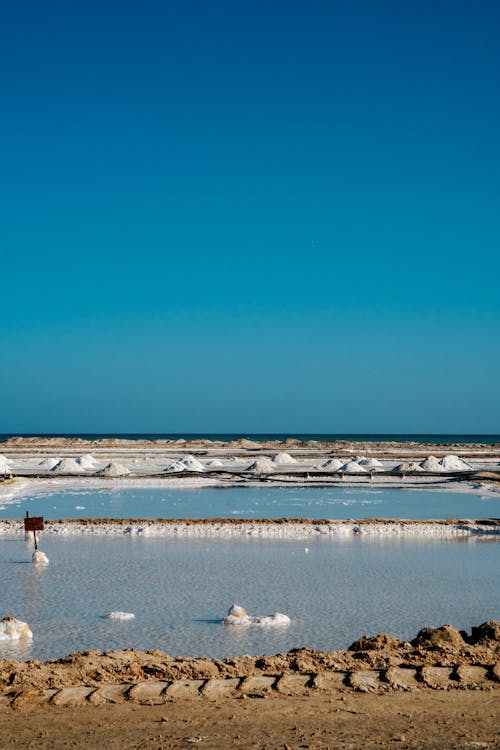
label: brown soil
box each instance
[1,622,498,691]
[1,691,499,749]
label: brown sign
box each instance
[24,517,44,532]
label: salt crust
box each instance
[222,603,291,627]
[0,520,496,539]
[0,455,11,473]
[0,616,33,641]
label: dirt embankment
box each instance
[1,621,498,692]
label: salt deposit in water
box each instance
[339,461,368,474]
[97,462,131,477]
[0,616,33,641]
[222,603,291,627]
[51,458,82,474]
[164,460,187,473]
[440,455,473,472]
[32,550,49,566]
[105,611,135,620]
[420,456,446,472]
[0,455,11,473]
[247,456,276,474]
[272,452,298,465]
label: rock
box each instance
[411,624,465,651]
[348,633,403,652]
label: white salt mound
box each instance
[51,458,82,474]
[98,462,130,477]
[359,457,384,468]
[0,616,33,641]
[32,550,49,566]
[76,454,97,469]
[180,454,205,472]
[420,456,446,472]
[0,456,11,473]
[339,461,368,474]
[272,452,298,465]
[39,457,60,470]
[317,458,344,471]
[440,455,473,471]
[247,456,275,474]
[164,460,187,473]
[393,462,424,473]
[222,603,290,628]
[105,611,135,620]
[206,459,224,467]
[164,455,205,472]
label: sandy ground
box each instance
[1,691,499,749]
[0,622,499,748]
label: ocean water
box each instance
[0,533,498,662]
[1,486,497,520]
[1,433,500,444]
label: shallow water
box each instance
[0,534,498,661]
[0,486,498,520]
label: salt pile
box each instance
[339,461,368,474]
[420,456,446,472]
[32,550,49,566]
[180,454,205,472]
[0,455,11,473]
[206,459,224,467]
[39,457,60,470]
[51,458,82,474]
[317,458,344,471]
[247,456,275,474]
[76,454,98,469]
[359,457,384,468]
[0,616,33,641]
[97,462,130,477]
[165,455,205,472]
[105,611,135,620]
[393,462,424,473]
[222,603,290,627]
[272,452,298,465]
[440,455,473,471]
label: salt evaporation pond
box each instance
[0,486,498,520]
[0,533,498,661]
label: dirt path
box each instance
[1,691,499,749]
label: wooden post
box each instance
[24,512,44,552]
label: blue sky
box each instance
[1,0,499,433]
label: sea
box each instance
[1,433,500,444]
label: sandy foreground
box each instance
[1,438,499,747]
[1,623,499,748]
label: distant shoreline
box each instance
[2,432,500,445]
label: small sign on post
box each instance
[24,512,44,550]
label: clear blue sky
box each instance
[1,0,499,433]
